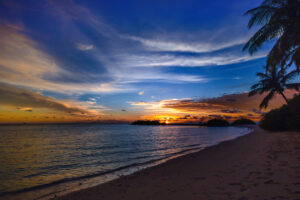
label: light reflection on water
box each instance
[0,124,250,198]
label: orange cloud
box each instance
[0,83,106,123]
[129,90,299,123]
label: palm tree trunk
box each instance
[279,91,289,105]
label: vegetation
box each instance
[131,120,165,125]
[243,0,300,71]
[249,65,299,108]
[244,0,300,131]
[203,119,230,127]
[260,94,300,131]
[232,118,256,125]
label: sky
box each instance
[0,0,295,124]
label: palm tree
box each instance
[243,0,300,71]
[249,66,299,109]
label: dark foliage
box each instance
[243,0,300,71]
[260,94,300,131]
[204,119,230,127]
[249,65,298,109]
[232,118,256,125]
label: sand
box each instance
[51,126,300,200]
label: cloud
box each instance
[17,107,33,112]
[129,101,149,106]
[88,98,97,101]
[0,21,207,98]
[48,0,116,37]
[162,99,227,111]
[138,91,144,95]
[111,67,208,83]
[163,91,296,112]
[129,90,298,122]
[220,109,241,113]
[0,83,99,116]
[0,23,126,94]
[127,35,248,53]
[76,43,94,51]
[117,52,266,68]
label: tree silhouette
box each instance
[249,66,299,109]
[243,0,300,71]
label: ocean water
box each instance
[0,124,251,199]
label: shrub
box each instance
[205,119,229,127]
[260,94,300,131]
[232,118,256,125]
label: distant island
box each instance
[131,120,166,125]
[200,119,230,127]
[131,118,255,127]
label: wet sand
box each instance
[54,125,300,200]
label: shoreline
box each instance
[1,126,251,200]
[53,125,300,200]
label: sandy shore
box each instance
[53,125,300,200]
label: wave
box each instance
[0,145,205,197]
[0,126,252,199]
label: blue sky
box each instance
[1,0,283,123]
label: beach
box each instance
[54,126,300,200]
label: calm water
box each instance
[0,124,250,198]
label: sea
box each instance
[0,124,251,200]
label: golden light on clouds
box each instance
[0,83,106,123]
[129,90,298,123]
[0,22,298,124]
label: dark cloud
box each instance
[220,109,240,113]
[252,109,266,115]
[226,98,237,102]
[208,114,222,118]
[0,83,92,116]
[224,116,233,119]
[178,114,193,120]
[163,91,296,113]
[163,99,226,111]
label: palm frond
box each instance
[259,90,275,109]
[245,5,278,28]
[243,23,283,54]
[286,83,300,91]
[256,72,271,79]
[282,70,299,83]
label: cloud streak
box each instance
[76,43,94,51]
[127,35,248,53]
[117,50,266,68]
[0,83,98,116]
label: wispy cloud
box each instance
[0,0,275,124]
[111,67,208,83]
[17,107,33,112]
[0,83,101,116]
[0,23,134,94]
[127,35,248,53]
[76,43,94,51]
[117,51,266,68]
[48,0,117,37]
